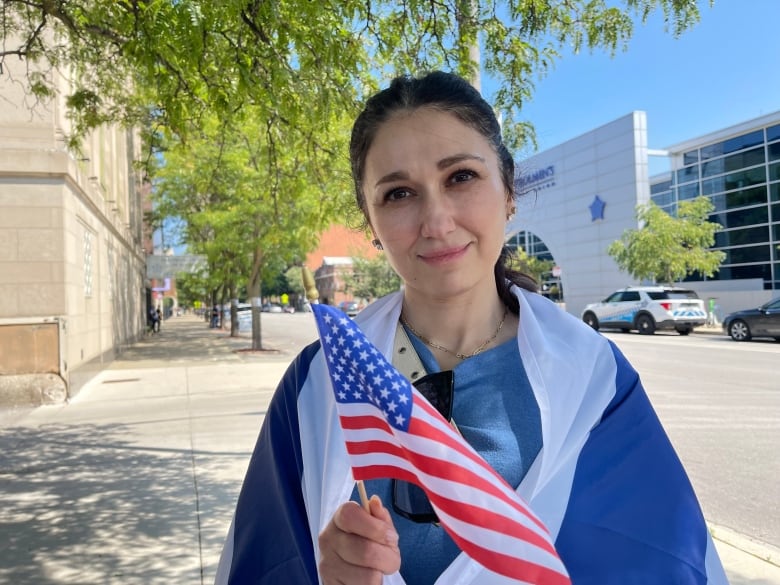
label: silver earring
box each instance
[372,239,383,250]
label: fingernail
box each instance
[386,530,399,546]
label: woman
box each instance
[215,71,727,584]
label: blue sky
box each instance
[492,1,780,176]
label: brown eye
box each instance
[385,187,412,202]
[450,169,477,184]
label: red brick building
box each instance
[305,224,378,306]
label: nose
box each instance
[419,192,456,239]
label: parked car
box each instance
[261,302,283,313]
[722,297,780,341]
[234,303,252,332]
[338,301,360,317]
[581,286,707,335]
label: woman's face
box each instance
[362,107,512,303]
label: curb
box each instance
[693,326,722,336]
[709,522,780,567]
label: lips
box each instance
[418,244,469,264]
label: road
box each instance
[601,329,780,549]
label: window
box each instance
[622,291,641,302]
[651,180,672,194]
[676,165,699,184]
[710,206,768,230]
[702,157,724,178]
[769,161,780,182]
[767,124,780,143]
[715,226,770,247]
[667,290,699,300]
[724,264,772,281]
[724,167,766,192]
[678,183,700,201]
[725,146,766,173]
[683,150,699,165]
[83,229,94,298]
[768,142,780,162]
[726,185,768,208]
[651,191,674,207]
[725,245,770,264]
[700,130,764,160]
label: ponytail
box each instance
[495,246,538,315]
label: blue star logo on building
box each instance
[589,195,606,222]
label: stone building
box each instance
[0,50,148,405]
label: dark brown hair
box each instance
[349,71,537,312]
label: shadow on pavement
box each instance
[114,316,279,365]
[0,421,239,585]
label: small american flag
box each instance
[312,304,570,584]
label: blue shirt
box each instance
[356,330,542,585]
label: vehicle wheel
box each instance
[675,326,692,335]
[728,320,751,342]
[636,314,656,335]
[582,312,599,330]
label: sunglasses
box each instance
[392,370,455,524]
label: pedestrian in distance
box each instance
[148,306,159,334]
[215,71,728,585]
[156,306,163,332]
[211,304,220,329]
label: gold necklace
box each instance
[400,307,508,360]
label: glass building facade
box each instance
[650,119,780,291]
[505,231,563,299]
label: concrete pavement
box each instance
[1,313,778,584]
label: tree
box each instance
[607,196,725,285]
[2,1,711,151]
[344,255,402,301]
[3,0,712,345]
[152,109,347,345]
[507,247,554,288]
[283,266,306,298]
[174,271,210,310]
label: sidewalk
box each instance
[1,314,778,584]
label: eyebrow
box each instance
[373,153,487,189]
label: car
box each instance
[234,303,253,331]
[581,286,707,335]
[261,302,283,313]
[338,301,360,317]
[721,297,780,342]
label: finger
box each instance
[319,548,385,585]
[321,530,400,577]
[333,501,399,548]
[367,495,400,554]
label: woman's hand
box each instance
[319,495,401,585]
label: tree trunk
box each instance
[457,0,481,90]
[248,278,263,351]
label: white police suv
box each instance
[581,286,707,335]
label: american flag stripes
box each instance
[312,304,571,584]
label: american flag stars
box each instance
[315,308,413,432]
